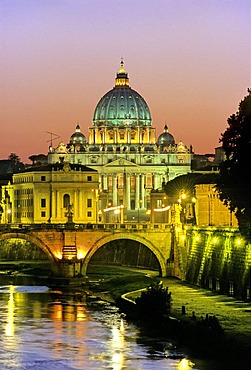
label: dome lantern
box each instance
[115,58,129,87]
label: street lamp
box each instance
[7,209,11,224]
[103,205,124,224]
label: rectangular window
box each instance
[87,176,92,181]
[157,199,162,208]
[87,199,92,208]
[41,176,46,181]
[41,198,46,207]
[87,211,92,217]
[41,211,46,217]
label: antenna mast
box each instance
[45,132,60,147]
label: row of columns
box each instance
[99,173,165,209]
[51,190,84,220]
[89,127,156,145]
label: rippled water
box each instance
[0,279,204,370]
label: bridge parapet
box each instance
[0,223,172,233]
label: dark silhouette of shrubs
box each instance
[135,282,172,319]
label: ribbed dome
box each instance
[157,125,175,145]
[69,124,86,144]
[93,60,151,127]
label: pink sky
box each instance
[1,0,250,162]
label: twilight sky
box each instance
[1,0,250,162]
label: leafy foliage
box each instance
[7,152,25,172]
[164,173,219,201]
[135,282,172,319]
[216,89,251,239]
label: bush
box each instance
[135,282,172,319]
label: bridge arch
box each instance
[0,232,60,275]
[81,232,168,277]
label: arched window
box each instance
[63,194,70,208]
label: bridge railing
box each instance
[0,222,172,232]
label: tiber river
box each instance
[0,276,233,370]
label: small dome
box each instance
[93,60,152,127]
[69,124,86,145]
[157,125,175,145]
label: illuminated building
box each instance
[194,184,238,227]
[48,60,192,221]
[9,162,99,224]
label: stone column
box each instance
[141,174,145,208]
[56,190,59,218]
[74,191,78,219]
[51,190,55,220]
[99,174,102,189]
[127,128,130,143]
[112,175,118,206]
[154,174,159,189]
[79,190,83,219]
[103,174,108,191]
[126,175,131,210]
[135,174,140,209]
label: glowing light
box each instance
[6,286,15,336]
[195,235,200,241]
[104,205,124,212]
[181,193,186,200]
[114,209,120,215]
[120,318,125,332]
[212,237,218,244]
[177,358,195,369]
[235,237,243,247]
[7,209,11,214]
[55,252,63,259]
[153,205,170,212]
[77,251,85,259]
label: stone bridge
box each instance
[0,223,181,279]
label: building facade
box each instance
[194,184,238,227]
[48,61,192,222]
[9,163,99,224]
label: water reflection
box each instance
[0,284,200,370]
[6,285,15,336]
[177,358,195,369]
[110,319,125,370]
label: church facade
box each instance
[48,61,192,222]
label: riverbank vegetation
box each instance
[85,264,160,301]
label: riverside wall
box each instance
[179,226,251,300]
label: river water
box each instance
[0,276,226,370]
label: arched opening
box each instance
[0,234,60,282]
[63,194,70,208]
[86,239,161,278]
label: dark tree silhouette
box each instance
[216,89,251,240]
[7,153,25,172]
[8,152,21,165]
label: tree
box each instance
[135,282,172,320]
[8,152,21,165]
[7,153,25,172]
[216,89,251,240]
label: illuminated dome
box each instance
[69,124,86,145]
[157,125,175,145]
[93,60,152,127]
